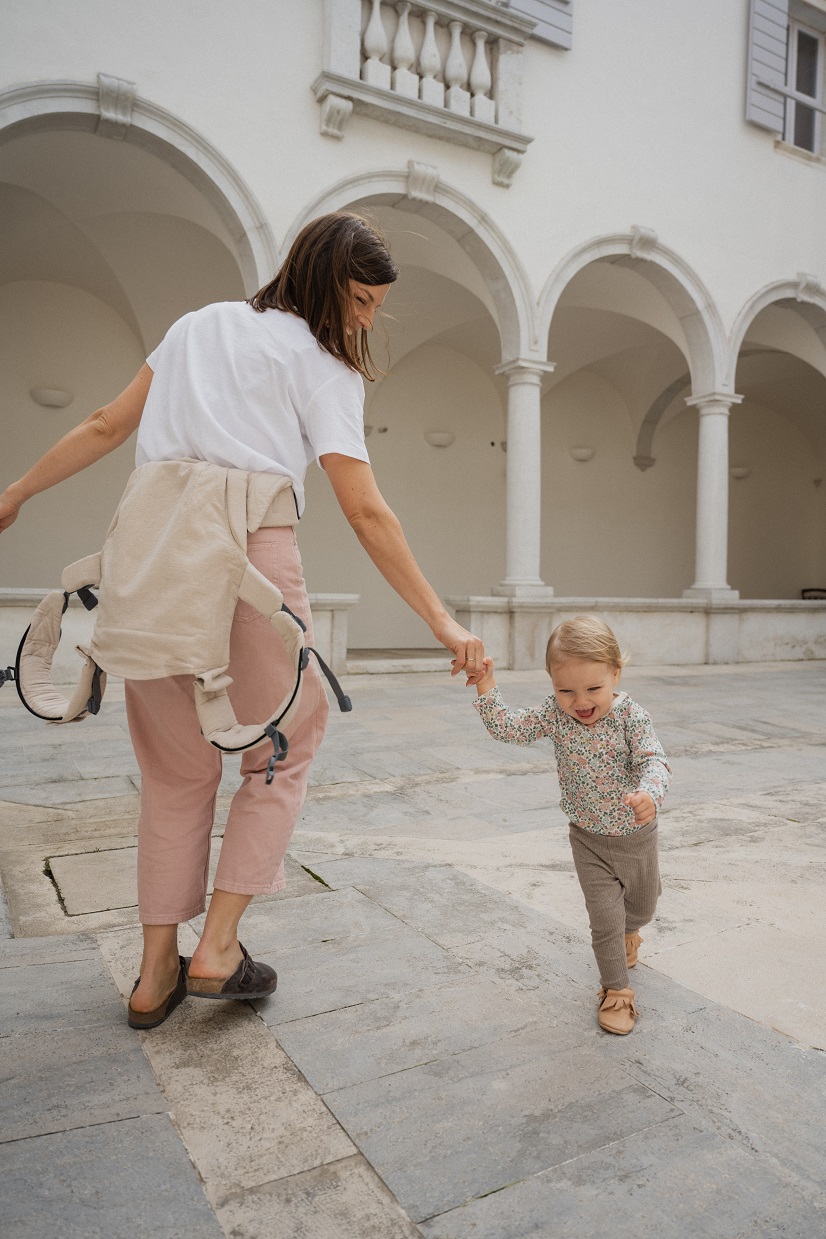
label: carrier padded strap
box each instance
[61,553,102,595]
[15,592,105,722]
[192,595,308,754]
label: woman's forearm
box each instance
[349,505,451,633]
[2,365,151,520]
[8,414,125,504]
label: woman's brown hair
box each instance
[248,211,398,381]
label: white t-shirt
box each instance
[137,301,369,515]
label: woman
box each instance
[0,212,485,1027]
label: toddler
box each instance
[472,615,670,1035]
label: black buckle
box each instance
[77,587,99,611]
[264,723,289,784]
[0,667,15,688]
[86,665,103,716]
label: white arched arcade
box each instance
[0,78,275,589]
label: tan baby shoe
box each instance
[597,986,638,1035]
[625,931,643,968]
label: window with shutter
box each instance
[785,22,823,150]
[506,0,572,51]
[746,0,790,132]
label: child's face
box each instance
[549,658,621,726]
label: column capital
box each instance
[684,391,743,413]
[494,357,556,383]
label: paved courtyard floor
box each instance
[1,660,825,1237]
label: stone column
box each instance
[492,358,556,598]
[683,392,743,601]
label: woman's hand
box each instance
[431,616,485,679]
[0,486,23,534]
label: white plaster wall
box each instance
[0,281,144,587]
[298,343,506,648]
[728,400,823,598]
[539,370,696,597]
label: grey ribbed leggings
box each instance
[568,819,661,991]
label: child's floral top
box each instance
[474,688,670,835]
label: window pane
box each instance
[794,102,817,150]
[796,30,819,99]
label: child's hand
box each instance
[623,790,656,825]
[470,657,496,696]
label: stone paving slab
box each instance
[419,1114,825,1239]
[0,774,138,806]
[648,920,826,1049]
[256,920,471,1025]
[323,1031,681,1223]
[1,1022,168,1142]
[605,1003,826,1191]
[274,975,547,1094]
[0,951,127,1035]
[0,1114,225,1239]
[215,1154,423,1239]
[49,844,322,917]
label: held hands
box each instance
[623,790,656,826]
[432,617,486,680]
[472,657,496,696]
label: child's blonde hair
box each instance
[545,615,628,675]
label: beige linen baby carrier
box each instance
[9,460,350,783]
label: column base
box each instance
[491,582,555,600]
[682,586,740,602]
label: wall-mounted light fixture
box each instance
[568,446,595,462]
[424,431,454,448]
[730,466,751,480]
[30,387,73,408]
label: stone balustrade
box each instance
[314,0,534,185]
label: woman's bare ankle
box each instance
[188,939,243,979]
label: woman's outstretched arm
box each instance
[0,363,153,533]
[320,452,485,678]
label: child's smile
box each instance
[550,658,621,726]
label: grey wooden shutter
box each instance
[746,0,789,131]
[507,0,572,51]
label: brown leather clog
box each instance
[186,943,277,1000]
[128,956,188,1029]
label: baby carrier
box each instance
[1,460,351,784]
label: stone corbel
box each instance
[629,225,658,260]
[492,147,522,188]
[319,92,353,139]
[96,73,136,140]
[407,160,439,202]
[796,271,825,301]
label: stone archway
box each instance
[285,165,536,364]
[0,77,277,293]
[538,229,727,394]
[728,276,826,385]
[538,231,733,598]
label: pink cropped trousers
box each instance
[125,527,329,925]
